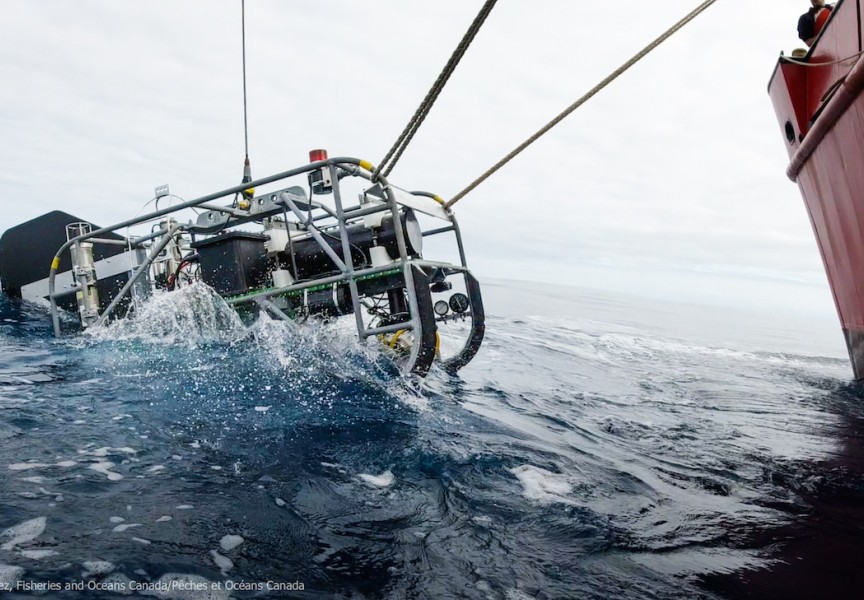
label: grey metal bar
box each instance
[364,321,414,337]
[256,297,293,322]
[71,242,97,326]
[330,163,366,340]
[280,191,347,273]
[412,260,469,272]
[128,228,170,246]
[382,185,410,264]
[450,216,468,268]
[306,201,338,221]
[50,274,63,336]
[341,202,394,221]
[225,264,401,305]
[409,190,440,200]
[94,224,183,327]
[49,285,83,300]
[89,238,131,246]
[198,203,250,218]
[422,226,456,237]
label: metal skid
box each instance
[45,156,484,376]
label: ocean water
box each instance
[1,279,863,599]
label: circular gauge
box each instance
[449,293,470,314]
[434,300,450,316]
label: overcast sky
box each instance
[0,0,840,317]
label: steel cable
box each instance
[374,0,498,180]
[445,0,720,209]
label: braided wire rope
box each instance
[445,0,720,209]
[374,0,498,180]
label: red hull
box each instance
[769,0,864,378]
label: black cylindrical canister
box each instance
[281,209,421,280]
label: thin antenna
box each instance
[241,0,249,159]
[239,0,253,203]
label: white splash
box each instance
[91,283,246,344]
[89,461,123,481]
[8,463,49,471]
[82,560,115,578]
[19,476,46,484]
[1,517,47,550]
[19,549,57,560]
[509,465,574,505]
[0,564,25,588]
[219,535,244,552]
[210,550,233,573]
[79,447,137,457]
[358,470,395,488]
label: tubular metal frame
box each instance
[45,157,482,373]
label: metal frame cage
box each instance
[36,155,484,376]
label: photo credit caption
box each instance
[6,579,305,593]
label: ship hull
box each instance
[769,0,864,378]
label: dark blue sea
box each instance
[1,279,863,599]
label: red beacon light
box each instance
[307,148,332,195]
[309,149,328,163]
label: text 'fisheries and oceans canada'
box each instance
[6,579,305,593]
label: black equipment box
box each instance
[192,232,268,296]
